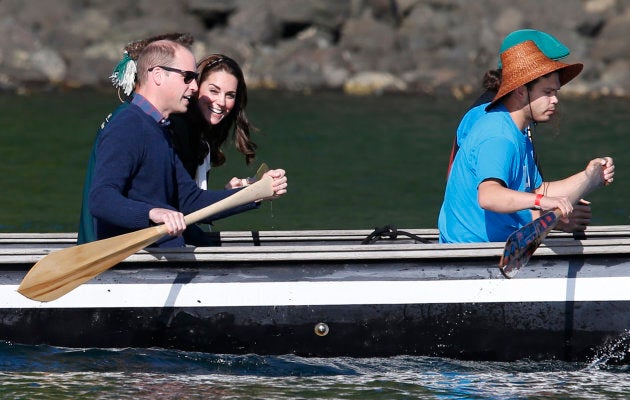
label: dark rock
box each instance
[0,0,628,97]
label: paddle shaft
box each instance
[183,163,269,225]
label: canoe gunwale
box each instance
[1,226,630,265]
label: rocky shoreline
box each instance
[1,0,630,97]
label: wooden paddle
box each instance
[255,162,269,180]
[499,209,561,278]
[498,157,612,278]
[18,174,275,302]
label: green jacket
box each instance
[77,102,130,244]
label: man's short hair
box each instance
[136,40,182,85]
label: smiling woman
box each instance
[169,53,288,246]
[170,54,258,183]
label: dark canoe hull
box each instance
[1,227,630,362]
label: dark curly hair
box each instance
[482,69,502,92]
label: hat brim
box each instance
[488,62,583,109]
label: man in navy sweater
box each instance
[88,39,287,247]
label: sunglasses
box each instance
[148,65,199,84]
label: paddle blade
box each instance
[18,226,166,302]
[499,211,558,278]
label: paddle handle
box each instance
[184,175,274,225]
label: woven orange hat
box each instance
[488,40,583,109]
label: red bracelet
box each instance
[534,193,543,209]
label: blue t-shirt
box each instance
[438,104,543,243]
[456,102,488,148]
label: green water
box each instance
[0,89,627,232]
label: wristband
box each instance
[534,193,543,209]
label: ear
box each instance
[148,68,164,86]
[514,85,527,100]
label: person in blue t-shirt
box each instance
[446,29,591,234]
[438,40,615,243]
